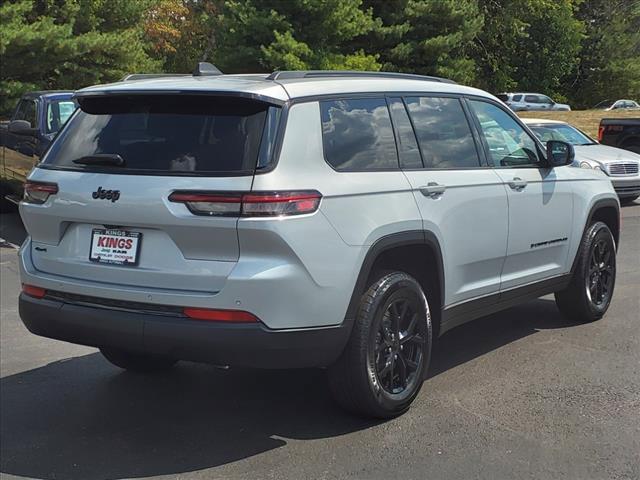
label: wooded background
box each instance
[1,0,639,116]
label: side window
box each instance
[540,95,554,105]
[468,100,541,167]
[13,100,27,121]
[23,100,37,127]
[320,98,398,171]
[512,94,523,102]
[524,95,538,103]
[404,96,481,169]
[388,97,422,169]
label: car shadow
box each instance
[1,298,578,480]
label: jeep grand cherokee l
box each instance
[18,64,620,418]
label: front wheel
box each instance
[555,221,616,322]
[328,272,433,418]
[100,347,178,373]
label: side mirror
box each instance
[8,119,37,136]
[546,140,574,167]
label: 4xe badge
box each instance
[92,186,120,203]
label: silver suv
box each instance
[497,92,571,111]
[18,65,620,418]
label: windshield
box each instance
[41,95,280,175]
[529,124,595,146]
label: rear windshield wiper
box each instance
[72,154,125,167]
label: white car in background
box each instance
[593,99,640,111]
[524,118,640,203]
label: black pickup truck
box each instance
[598,118,640,154]
[1,91,76,211]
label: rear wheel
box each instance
[555,221,616,322]
[100,347,177,373]
[328,272,432,418]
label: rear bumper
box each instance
[19,294,351,369]
[611,176,640,197]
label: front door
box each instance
[467,99,574,290]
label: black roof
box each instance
[22,90,75,99]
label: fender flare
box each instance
[569,197,620,275]
[343,230,445,323]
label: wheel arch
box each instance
[571,198,620,274]
[344,230,445,334]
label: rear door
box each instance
[467,98,574,289]
[391,96,509,306]
[21,94,281,294]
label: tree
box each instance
[212,0,380,73]
[362,0,483,84]
[568,0,640,108]
[0,0,159,116]
[474,0,584,99]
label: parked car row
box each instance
[498,92,640,114]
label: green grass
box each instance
[518,110,639,138]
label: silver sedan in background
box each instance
[523,118,640,203]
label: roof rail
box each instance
[266,70,457,84]
[120,73,190,81]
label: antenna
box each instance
[193,62,223,77]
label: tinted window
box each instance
[524,95,539,103]
[404,97,480,169]
[14,100,37,126]
[496,94,509,102]
[388,98,422,169]
[320,98,398,171]
[512,94,523,102]
[469,100,540,167]
[42,95,278,175]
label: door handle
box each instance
[508,177,527,191]
[419,182,446,198]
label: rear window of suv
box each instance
[41,95,281,175]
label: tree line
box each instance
[1,0,639,116]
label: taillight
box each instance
[183,307,258,322]
[169,191,321,217]
[242,191,322,216]
[23,181,58,204]
[22,284,46,299]
[597,125,604,142]
[168,192,243,216]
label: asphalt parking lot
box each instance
[1,202,639,480]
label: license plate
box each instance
[90,229,141,266]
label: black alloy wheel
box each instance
[373,296,425,396]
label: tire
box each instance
[100,347,177,373]
[620,195,639,205]
[555,221,616,323]
[328,272,433,418]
